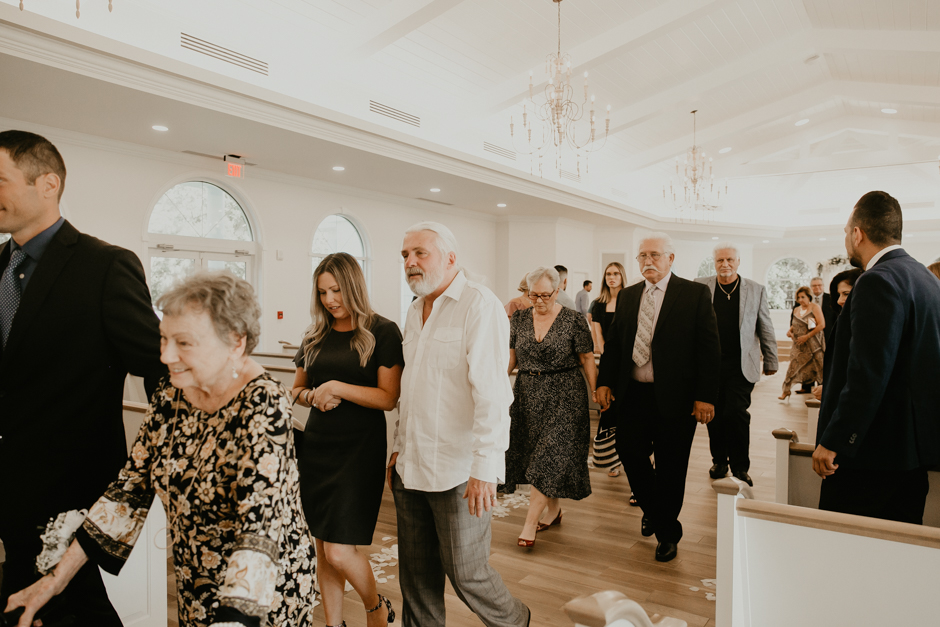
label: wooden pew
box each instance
[563,591,687,627]
[805,398,820,444]
[713,477,940,626]
[773,428,940,527]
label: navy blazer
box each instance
[597,273,721,420]
[818,249,940,470]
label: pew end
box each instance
[563,591,687,627]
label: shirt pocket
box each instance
[429,327,463,370]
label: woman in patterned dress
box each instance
[780,286,826,401]
[7,272,316,627]
[504,266,597,548]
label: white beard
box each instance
[407,262,445,297]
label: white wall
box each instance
[27,125,497,353]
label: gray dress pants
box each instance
[392,471,530,627]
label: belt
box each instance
[520,365,579,376]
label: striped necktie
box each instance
[0,248,27,347]
[632,285,656,367]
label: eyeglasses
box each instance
[529,290,556,302]
[636,253,665,262]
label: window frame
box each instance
[309,211,372,292]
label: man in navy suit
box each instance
[813,191,940,524]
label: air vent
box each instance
[181,33,268,76]
[611,188,630,200]
[483,142,516,161]
[370,101,420,127]
[905,201,935,209]
[416,197,453,206]
[181,150,257,166]
[559,170,581,183]
[798,206,840,215]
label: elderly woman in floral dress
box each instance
[6,271,316,627]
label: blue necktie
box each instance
[0,248,27,347]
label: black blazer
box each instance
[818,249,940,470]
[0,221,164,584]
[597,274,721,419]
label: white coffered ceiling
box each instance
[2,0,940,230]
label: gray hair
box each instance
[639,231,676,255]
[526,266,560,291]
[156,271,261,355]
[811,276,824,283]
[405,220,459,262]
[713,242,740,259]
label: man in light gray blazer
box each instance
[695,244,778,486]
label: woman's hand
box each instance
[796,334,809,345]
[312,381,343,412]
[5,573,60,627]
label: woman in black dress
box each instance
[590,262,629,481]
[505,266,596,547]
[291,253,403,627]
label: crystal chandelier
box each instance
[19,1,113,18]
[509,0,610,179]
[663,110,728,222]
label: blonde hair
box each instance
[597,262,626,304]
[928,261,940,282]
[302,253,375,368]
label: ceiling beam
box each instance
[481,0,739,116]
[812,29,940,54]
[348,0,466,60]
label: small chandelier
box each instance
[19,1,113,18]
[509,0,611,179]
[663,110,728,222]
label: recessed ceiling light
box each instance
[762,240,770,244]
[430,188,441,193]
[881,108,897,114]
[819,237,827,241]
[711,236,719,240]
[795,119,810,126]
[718,147,732,154]
[332,166,345,171]
[497,203,507,208]
[152,125,169,132]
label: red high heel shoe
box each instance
[536,509,563,532]
[517,536,535,548]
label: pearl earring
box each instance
[231,365,239,379]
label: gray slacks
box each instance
[392,471,530,627]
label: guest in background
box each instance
[590,261,629,482]
[6,272,317,627]
[596,233,721,563]
[795,277,834,392]
[575,279,593,322]
[813,268,862,401]
[292,252,402,627]
[695,244,777,486]
[505,274,532,318]
[0,130,165,625]
[928,261,940,282]
[554,264,578,310]
[814,191,940,525]
[391,222,530,627]
[779,286,825,401]
[504,266,595,548]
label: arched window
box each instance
[311,214,368,279]
[697,257,715,278]
[147,181,258,308]
[766,257,812,310]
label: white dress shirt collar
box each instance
[644,270,672,293]
[865,245,904,271]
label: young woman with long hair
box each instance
[291,253,403,627]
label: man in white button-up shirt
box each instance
[388,222,529,627]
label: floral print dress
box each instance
[74,373,316,627]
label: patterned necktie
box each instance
[633,285,656,367]
[0,248,27,348]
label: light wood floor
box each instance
[168,371,811,626]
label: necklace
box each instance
[717,277,739,301]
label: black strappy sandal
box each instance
[367,594,396,624]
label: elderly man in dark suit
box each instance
[814,191,940,524]
[0,131,164,624]
[596,232,721,562]
[696,244,778,486]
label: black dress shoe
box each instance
[709,463,729,479]
[641,515,655,537]
[655,542,678,562]
[732,471,753,486]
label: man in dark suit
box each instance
[813,191,940,524]
[596,232,721,562]
[0,131,164,624]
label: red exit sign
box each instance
[227,162,244,178]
